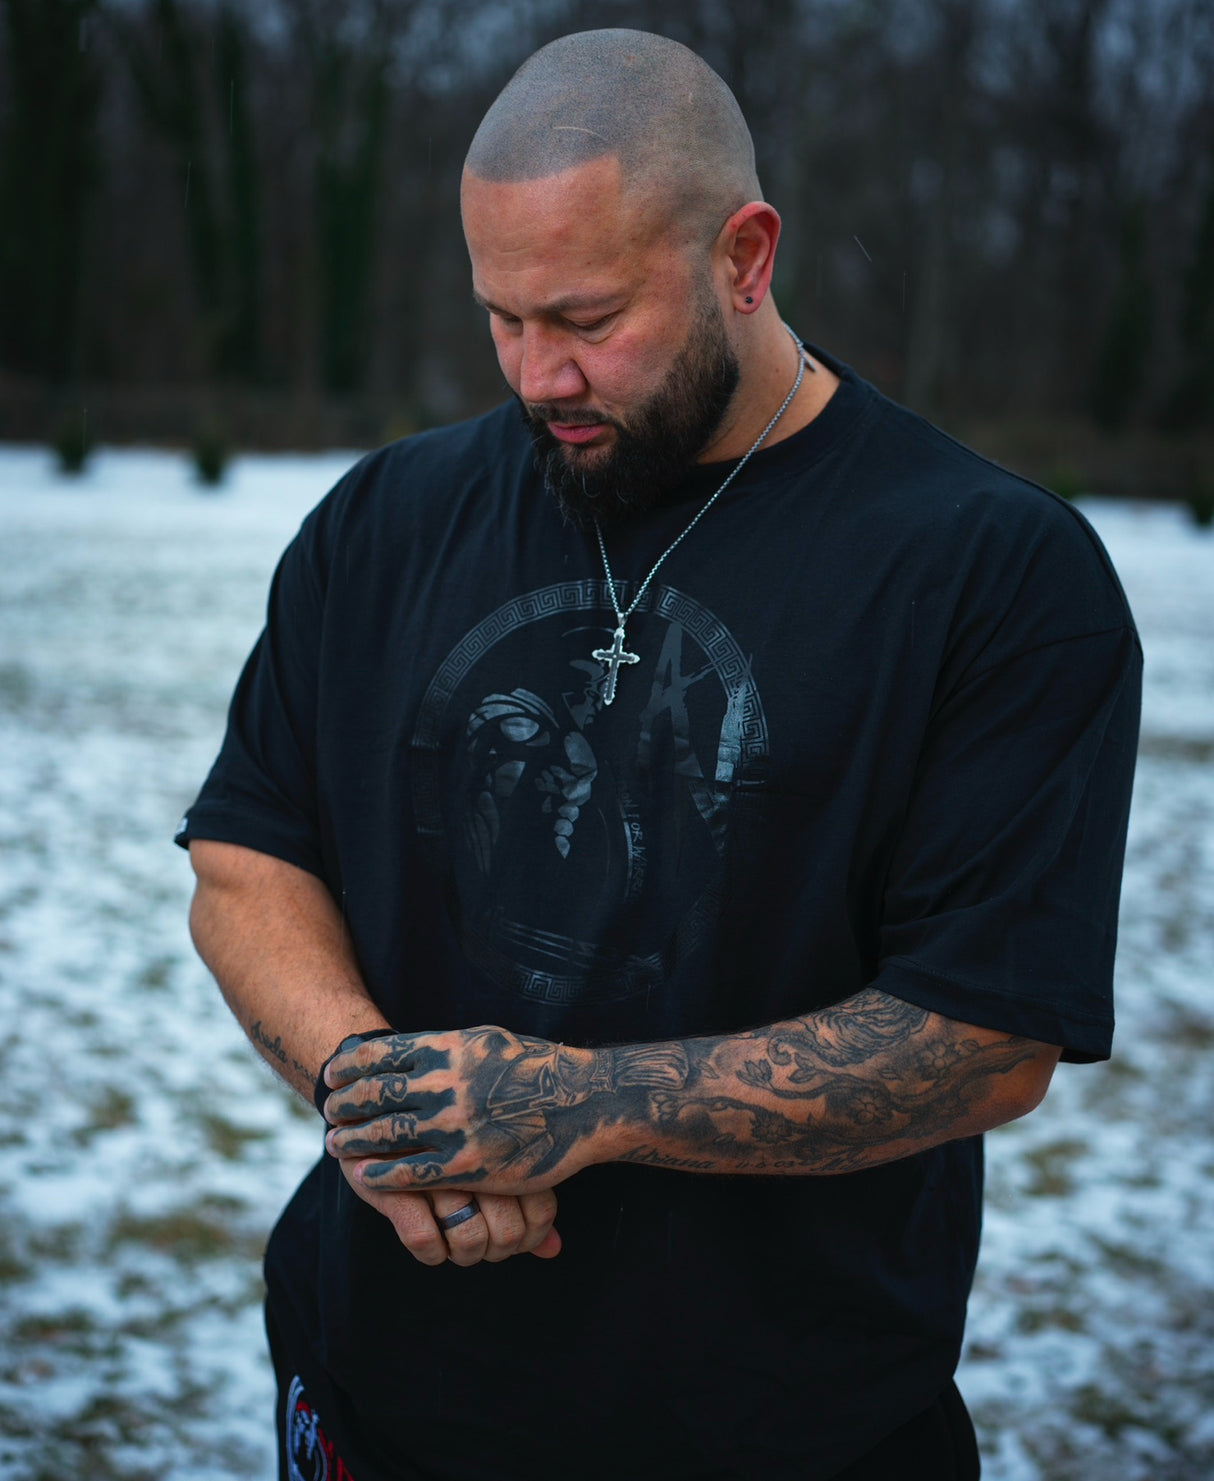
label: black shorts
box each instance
[270,1307,979,1481]
[831,1380,980,1480]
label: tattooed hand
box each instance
[321,1026,688,1195]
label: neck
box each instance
[698,303,839,464]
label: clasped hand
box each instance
[320,1024,620,1266]
[321,1023,603,1194]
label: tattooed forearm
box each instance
[319,990,1056,1193]
[620,989,1051,1175]
[249,1018,311,1087]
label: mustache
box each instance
[522,401,619,431]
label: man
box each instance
[180,29,1140,1481]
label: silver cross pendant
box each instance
[591,625,640,705]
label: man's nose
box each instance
[516,324,588,405]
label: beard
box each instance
[517,290,741,529]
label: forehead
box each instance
[461,155,675,309]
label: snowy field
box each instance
[0,445,1211,1481]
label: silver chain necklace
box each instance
[592,322,807,704]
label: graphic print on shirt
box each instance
[411,580,769,1006]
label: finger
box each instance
[324,1078,454,1126]
[326,1112,422,1153]
[325,1035,448,1090]
[356,1149,479,1189]
[379,1196,451,1266]
[326,1119,466,1165]
[324,1071,412,1122]
[530,1226,562,1258]
[431,1192,489,1267]
[515,1188,561,1259]
[338,1163,448,1267]
[472,1193,528,1263]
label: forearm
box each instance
[322,987,1060,1193]
[188,839,389,1102]
[600,988,1058,1176]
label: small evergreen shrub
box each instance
[192,424,230,487]
[1185,483,1214,529]
[52,412,94,475]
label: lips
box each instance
[547,422,607,445]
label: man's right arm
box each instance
[187,838,560,1264]
[188,839,391,1101]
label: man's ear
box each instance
[719,202,782,314]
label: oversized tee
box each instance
[178,355,1141,1480]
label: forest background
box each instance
[1,0,1213,499]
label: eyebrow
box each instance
[471,289,624,317]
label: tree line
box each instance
[0,0,1211,455]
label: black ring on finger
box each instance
[437,1201,479,1232]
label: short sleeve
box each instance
[876,623,1142,1062]
[175,516,327,878]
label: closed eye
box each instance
[566,312,618,336]
[474,296,619,336]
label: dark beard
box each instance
[518,296,741,529]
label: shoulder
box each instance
[839,376,1137,651]
[297,402,534,557]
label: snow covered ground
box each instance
[0,446,1211,1480]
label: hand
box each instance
[338,1156,561,1265]
[321,1025,686,1195]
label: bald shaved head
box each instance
[465,29,761,247]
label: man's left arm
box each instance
[320,988,1059,1195]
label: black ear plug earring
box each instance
[745,296,754,304]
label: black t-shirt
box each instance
[179,359,1140,1480]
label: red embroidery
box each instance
[286,1375,355,1480]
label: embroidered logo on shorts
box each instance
[285,1374,355,1481]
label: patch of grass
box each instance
[30,1456,162,1481]
[120,1306,192,1341]
[1121,1167,1163,1190]
[1163,1011,1214,1050]
[1070,1381,1149,1441]
[114,1269,157,1301]
[1091,1236,1168,1281]
[0,1399,36,1440]
[1022,1138,1088,1198]
[110,1196,259,1264]
[0,661,34,711]
[1016,1304,1087,1335]
[27,1221,86,1263]
[14,1307,102,1349]
[0,1247,33,1283]
[27,1393,171,1481]
[70,1086,138,1146]
[199,1111,272,1159]
[1090,1054,1145,1085]
[1160,915,1190,951]
[137,956,174,991]
[0,1203,36,1282]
